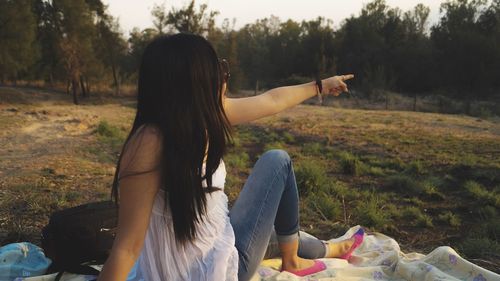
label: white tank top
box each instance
[126,160,239,281]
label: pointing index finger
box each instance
[341,74,355,81]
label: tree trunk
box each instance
[385,93,389,110]
[72,79,79,105]
[80,76,87,98]
[85,76,90,96]
[413,94,417,112]
[49,73,54,88]
[66,80,71,95]
[85,80,92,95]
[111,63,120,96]
[254,80,259,96]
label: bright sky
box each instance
[103,0,445,35]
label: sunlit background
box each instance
[104,0,443,32]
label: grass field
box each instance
[0,87,499,272]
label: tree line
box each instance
[0,0,499,105]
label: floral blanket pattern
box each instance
[250,226,500,281]
[21,226,499,281]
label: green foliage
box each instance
[281,132,295,144]
[354,194,392,229]
[404,160,426,176]
[0,0,39,79]
[225,152,249,170]
[385,174,424,195]
[96,120,123,138]
[295,160,328,195]
[301,142,323,156]
[364,166,386,177]
[477,205,498,220]
[307,192,342,220]
[2,0,499,102]
[464,181,500,207]
[438,211,461,227]
[338,151,363,176]
[263,141,286,152]
[460,238,500,259]
[95,120,126,154]
[402,206,433,227]
[327,180,350,198]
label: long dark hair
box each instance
[111,33,232,245]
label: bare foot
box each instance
[281,256,316,272]
[325,237,355,258]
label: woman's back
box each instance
[127,159,239,281]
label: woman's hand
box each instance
[223,73,355,125]
[321,74,355,97]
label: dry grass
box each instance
[1,87,499,272]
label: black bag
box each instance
[41,201,118,281]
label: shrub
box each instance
[263,141,286,152]
[421,179,445,199]
[353,195,391,229]
[365,166,386,177]
[338,151,363,176]
[385,174,424,195]
[307,192,342,221]
[95,120,125,148]
[302,142,323,156]
[96,120,122,139]
[295,160,328,195]
[478,205,498,220]
[402,206,433,227]
[225,152,249,170]
[464,181,488,199]
[438,211,461,227]
[464,181,500,207]
[459,238,500,259]
[327,181,350,197]
[282,132,295,143]
[404,160,426,175]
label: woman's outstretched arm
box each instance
[223,74,354,125]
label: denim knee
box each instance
[260,149,291,167]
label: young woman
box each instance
[97,33,361,281]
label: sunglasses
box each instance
[219,58,231,82]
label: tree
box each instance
[166,0,219,35]
[53,0,98,104]
[125,28,159,82]
[33,0,63,85]
[88,0,128,95]
[300,17,336,80]
[0,0,39,82]
[213,19,242,93]
[404,3,431,35]
[431,0,491,104]
[335,0,392,96]
[152,3,169,35]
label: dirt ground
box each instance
[1,87,499,273]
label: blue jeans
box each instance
[229,150,328,281]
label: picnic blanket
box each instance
[19,226,500,281]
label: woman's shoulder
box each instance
[127,124,162,149]
[136,123,162,138]
[119,124,163,178]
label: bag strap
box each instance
[54,264,100,281]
